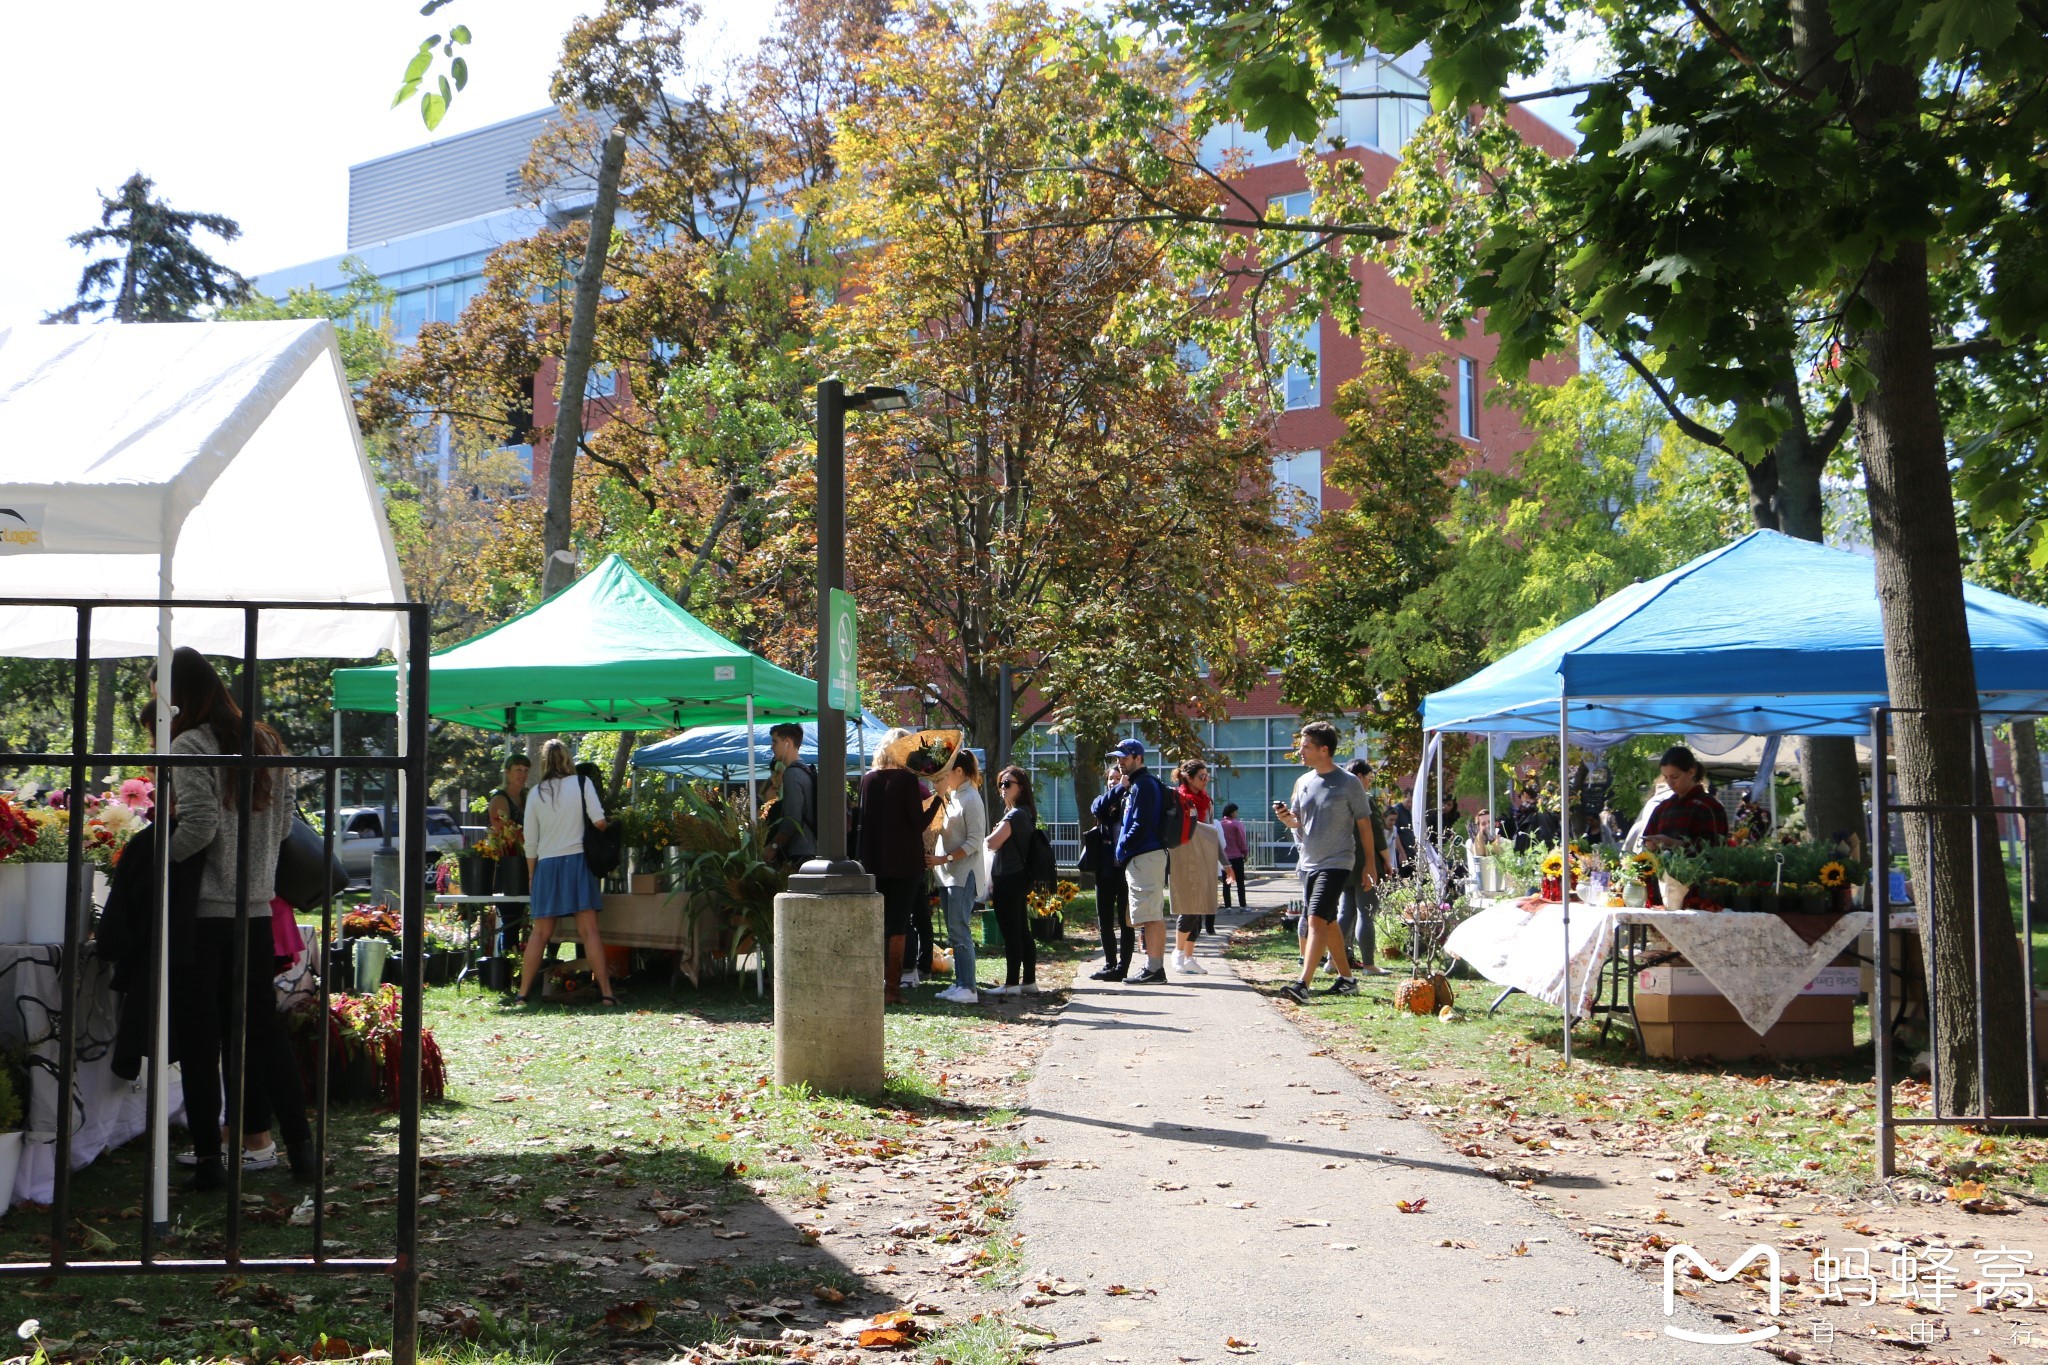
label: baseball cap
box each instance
[1113,739,1145,758]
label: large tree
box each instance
[46,172,252,325]
[1107,0,2046,1115]
[737,0,1288,789]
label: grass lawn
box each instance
[1225,915,2048,1201]
[0,906,1093,1365]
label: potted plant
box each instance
[669,785,789,977]
[0,1047,23,1216]
[0,796,36,942]
[20,809,75,944]
[1620,851,1658,908]
[1658,848,1709,911]
[1027,880,1079,943]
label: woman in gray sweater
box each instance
[160,647,314,1190]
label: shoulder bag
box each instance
[578,777,624,879]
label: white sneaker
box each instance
[1022,981,1042,995]
[985,984,1016,997]
[899,972,919,989]
[936,985,979,1004]
[1180,956,1207,974]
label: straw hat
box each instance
[884,728,964,779]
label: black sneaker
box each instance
[1325,977,1360,996]
[1279,981,1310,1004]
[1089,966,1122,981]
[1127,966,1168,984]
[183,1158,225,1193]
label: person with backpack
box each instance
[926,750,988,1004]
[983,766,1042,996]
[763,723,818,867]
[1113,738,1175,984]
[1168,758,1221,974]
[1084,763,1135,981]
[516,739,619,1007]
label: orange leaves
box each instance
[1395,1197,1429,1213]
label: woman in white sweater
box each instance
[925,751,988,1004]
[516,739,618,1007]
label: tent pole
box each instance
[747,696,761,997]
[1559,697,1573,1068]
[149,567,174,1231]
[1487,736,1497,842]
[1435,740,1445,844]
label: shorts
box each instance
[1125,848,1168,925]
[1177,914,1206,935]
[1301,867,1348,923]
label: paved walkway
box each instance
[1014,898,1737,1363]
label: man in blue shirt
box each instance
[1113,738,1172,983]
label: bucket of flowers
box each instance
[289,984,446,1108]
[1027,879,1080,942]
[1539,848,1587,902]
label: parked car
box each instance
[333,805,467,880]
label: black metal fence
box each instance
[0,598,429,1364]
[1871,705,2047,1178]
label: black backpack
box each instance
[1025,826,1059,889]
[579,777,624,879]
[1156,781,1186,850]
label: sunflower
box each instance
[1818,861,1848,889]
[1541,850,1566,876]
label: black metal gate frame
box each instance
[1871,704,2048,1180]
[0,597,431,1365]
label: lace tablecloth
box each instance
[1445,900,1871,1034]
[0,942,181,1206]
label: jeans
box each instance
[991,872,1036,985]
[940,873,979,989]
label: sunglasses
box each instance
[999,779,1018,788]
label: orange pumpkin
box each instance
[1395,977,1437,1014]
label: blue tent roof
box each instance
[630,711,897,777]
[1422,530,2048,737]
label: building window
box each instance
[1272,449,1322,536]
[1457,357,1479,439]
[1266,191,1313,279]
[584,364,621,401]
[1338,57,1428,153]
[1284,320,1321,410]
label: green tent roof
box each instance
[331,554,816,732]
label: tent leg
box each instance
[746,696,758,827]
[150,576,173,1231]
[1559,697,1573,1069]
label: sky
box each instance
[1,0,780,323]
[2,2,1587,326]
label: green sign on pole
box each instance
[826,588,858,714]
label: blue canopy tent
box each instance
[1416,530,2048,1064]
[632,711,897,779]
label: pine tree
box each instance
[46,172,251,324]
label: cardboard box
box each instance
[1637,964,1859,996]
[1640,1020,1855,1061]
[1635,991,1854,1060]
[1633,992,1853,1026]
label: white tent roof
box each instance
[0,319,405,658]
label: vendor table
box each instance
[0,942,182,1207]
[1444,898,1871,1035]
[598,891,727,987]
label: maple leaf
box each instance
[603,1299,657,1333]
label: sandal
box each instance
[600,995,620,1007]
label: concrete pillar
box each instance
[773,890,885,1094]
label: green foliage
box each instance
[668,784,787,965]
[45,172,251,324]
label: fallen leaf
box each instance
[604,1299,657,1334]
[1396,1198,1429,1214]
[1225,1337,1258,1354]
[815,1285,848,1304]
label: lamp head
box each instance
[848,385,911,413]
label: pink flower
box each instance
[119,777,154,814]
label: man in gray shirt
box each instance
[766,724,818,865]
[1272,720,1378,1002]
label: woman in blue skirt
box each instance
[515,739,619,1006]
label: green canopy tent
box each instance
[332,554,815,733]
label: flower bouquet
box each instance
[1026,879,1080,942]
[886,729,964,779]
[1538,848,1586,902]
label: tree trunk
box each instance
[1072,732,1105,838]
[2010,721,2048,920]
[539,128,629,602]
[1853,63,2028,1117]
[90,659,118,790]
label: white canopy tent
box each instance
[0,317,409,1226]
[0,319,404,657]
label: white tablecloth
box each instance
[0,942,182,1206]
[1444,900,1871,1033]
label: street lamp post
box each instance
[775,377,908,1096]
[789,378,908,894]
